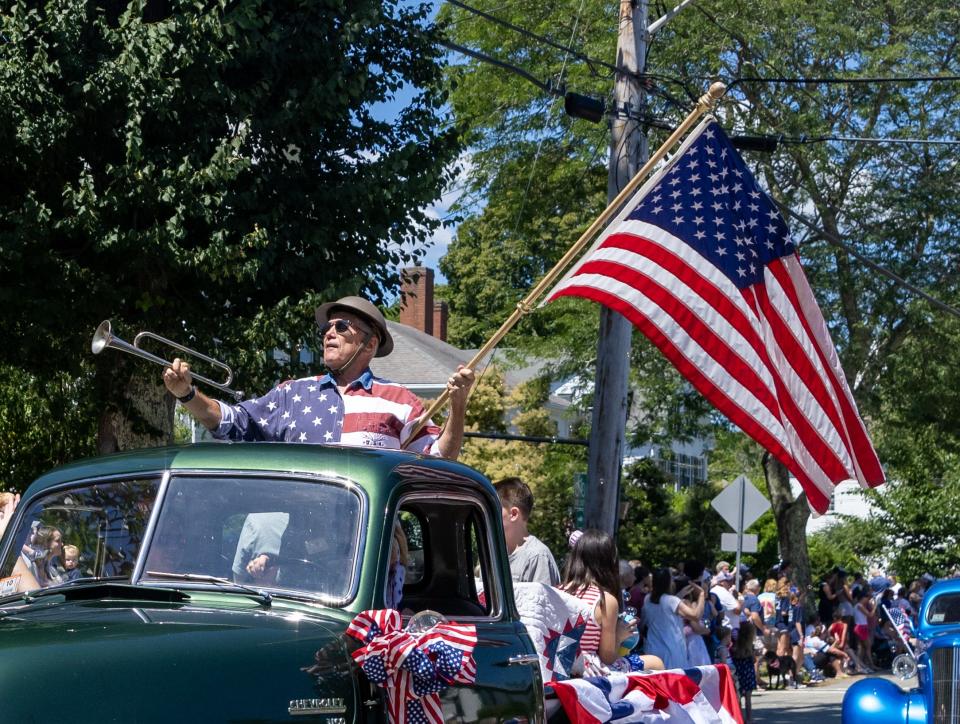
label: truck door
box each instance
[394,491,544,724]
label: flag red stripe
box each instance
[592,235,786,401]
[602,232,774,370]
[551,284,789,459]
[545,120,882,513]
[550,282,787,450]
[575,255,784,422]
[770,257,884,483]
[551,283,833,513]
[716,665,744,721]
[751,284,853,481]
[549,681,605,724]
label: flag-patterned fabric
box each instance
[347,609,477,724]
[545,119,884,513]
[548,666,743,724]
[213,369,441,454]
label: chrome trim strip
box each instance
[132,470,172,582]
[508,654,541,665]
[288,698,347,716]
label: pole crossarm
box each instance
[401,81,728,449]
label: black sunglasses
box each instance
[318,319,372,337]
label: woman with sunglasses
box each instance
[162,295,474,459]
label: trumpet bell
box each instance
[91,320,114,355]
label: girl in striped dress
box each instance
[558,529,663,671]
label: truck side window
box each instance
[398,510,424,586]
[394,495,498,620]
[466,513,493,616]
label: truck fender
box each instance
[841,677,926,724]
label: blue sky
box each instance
[378,0,458,285]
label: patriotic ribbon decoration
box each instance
[347,609,478,724]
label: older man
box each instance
[163,296,474,459]
[711,569,743,639]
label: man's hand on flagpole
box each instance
[436,365,474,461]
[447,365,475,411]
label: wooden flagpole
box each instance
[402,81,727,449]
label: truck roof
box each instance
[25,443,491,497]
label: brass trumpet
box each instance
[91,320,243,401]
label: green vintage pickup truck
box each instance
[0,444,545,723]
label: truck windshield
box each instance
[1,474,364,604]
[0,477,160,596]
[141,475,363,604]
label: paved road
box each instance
[750,673,914,723]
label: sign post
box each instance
[573,472,587,530]
[710,475,770,589]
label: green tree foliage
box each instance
[616,460,723,568]
[440,0,960,583]
[867,442,960,581]
[807,515,887,581]
[0,367,97,486]
[0,0,459,481]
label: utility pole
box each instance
[584,0,648,534]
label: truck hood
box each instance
[0,585,358,723]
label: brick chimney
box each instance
[399,266,434,336]
[432,301,448,343]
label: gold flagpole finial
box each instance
[697,82,727,112]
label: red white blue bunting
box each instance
[348,609,477,724]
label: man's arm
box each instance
[162,358,223,430]
[435,365,475,460]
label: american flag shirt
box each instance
[213,369,442,455]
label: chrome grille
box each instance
[932,647,960,723]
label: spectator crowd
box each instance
[493,476,945,724]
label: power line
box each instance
[688,5,910,142]
[444,0,618,77]
[777,200,960,322]
[441,40,558,96]
[623,111,960,148]
[782,134,960,147]
[728,74,960,90]
[444,0,697,111]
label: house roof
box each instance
[370,322,572,412]
[369,322,472,387]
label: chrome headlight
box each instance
[892,653,918,680]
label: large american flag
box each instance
[546,119,884,513]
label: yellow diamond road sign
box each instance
[710,475,770,532]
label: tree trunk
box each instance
[96,358,175,454]
[762,452,811,591]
